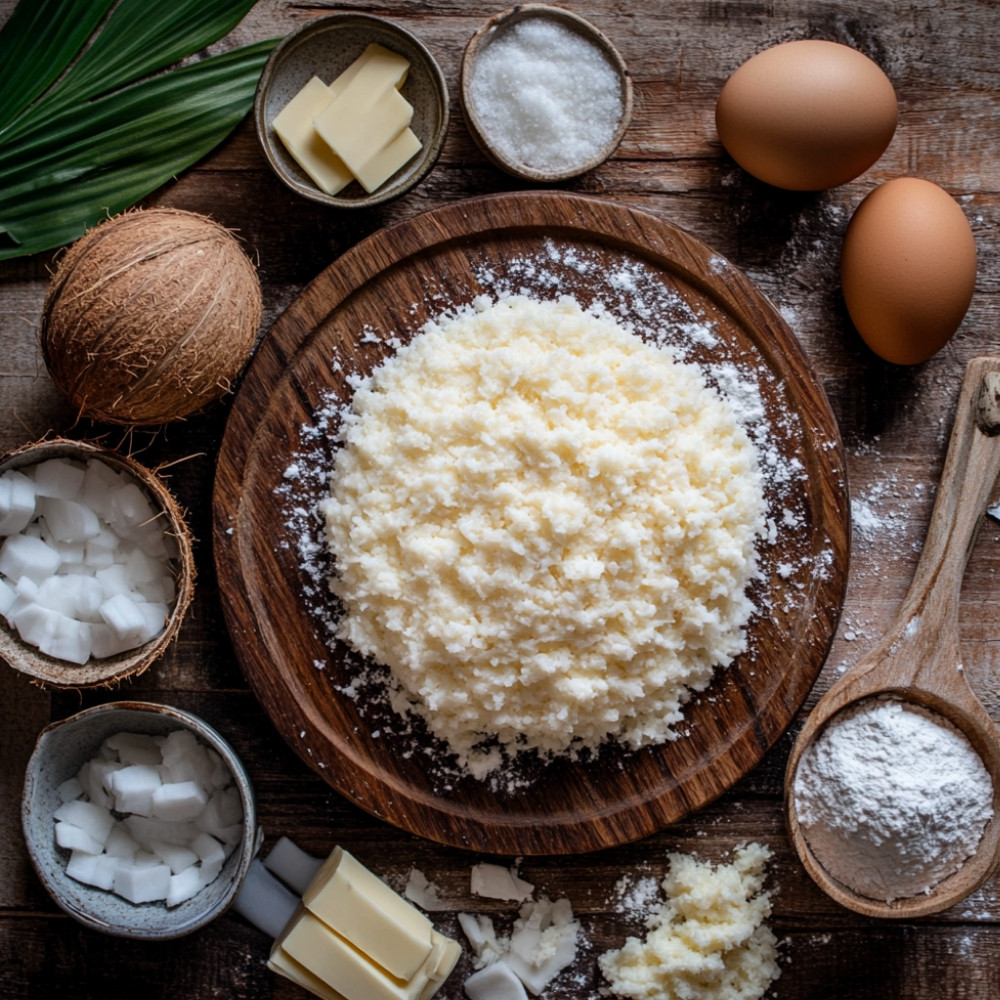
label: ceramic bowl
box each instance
[0,437,195,689]
[254,13,449,208]
[21,701,260,940]
[460,4,633,182]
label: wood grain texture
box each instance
[786,356,1000,918]
[2,0,1000,997]
[213,191,849,854]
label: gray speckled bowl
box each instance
[22,701,261,940]
[254,13,449,208]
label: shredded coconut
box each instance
[319,295,766,774]
[275,239,824,791]
[598,844,780,1000]
[793,697,994,902]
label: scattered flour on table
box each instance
[275,241,825,789]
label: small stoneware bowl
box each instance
[22,701,261,940]
[0,437,195,689]
[460,4,633,183]
[254,12,449,208]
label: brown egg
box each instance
[716,39,897,190]
[841,177,977,365]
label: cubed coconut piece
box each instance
[464,961,530,1000]
[32,457,85,500]
[151,780,208,823]
[150,840,199,875]
[66,851,118,892]
[0,534,61,583]
[105,731,162,766]
[54,821,105,856]
[54,799,115,845]
[113,860,172,904]
[0,470,36,535]
[37,496,101,543]
[166,865,204,907]
[108,764,162,816]
[98,592,148,643]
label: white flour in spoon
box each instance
[793,697,993,902]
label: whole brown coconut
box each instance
[40,208,262,425]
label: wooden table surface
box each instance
[2,1,999,997]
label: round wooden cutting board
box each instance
[212,191,849,856]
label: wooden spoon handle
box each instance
[898,356,1000,629]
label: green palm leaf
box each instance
[0,0,279,261]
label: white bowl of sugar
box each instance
[461,4,633,183]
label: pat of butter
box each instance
[302,846,433,981]
[272,76,353,195]
[271,904,459,1000]
[315,85,414,180]
[353,127,422,194]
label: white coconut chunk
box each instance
[464,961,530,1000]
[505,897,579,996]
[458,912,504,966]
[262,836,323,895]
[32,457,85,500]
[151,780,208,822]
[134,849,165,868]
[80,459,120,520]
[54,799,115,844]
[134,522,170,559]
[108,481,157,535]
[75,758,118,809]
[55,820,105,855]
[106,731,162,766]
[163,738,213,787]
[90,622,142,659]
[0,575,16,618]
[122,547,162,586]
[166,865,204,908]
[404,868,447,912]
[105,823,140,860]
[150,840,199,875]
[199,856,224,885]
[206,748,231,790]
[82,527,117,569]
[35,574,83,617]
[233,859,299,938]
[0,470,36,535]
[109,763,162,816]
[123,814,200,852]
[113,860,172,904]
[98,592,148,642]
[66,851,118,892]
[189,831,227,867]
[471,863,535,901]
[0,533,61,583]
[56,776,84,804]
[43,614,92,664]
[137,571,175,606]
[38,496,101,543]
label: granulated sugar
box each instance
[275,241,829,791]
[467,16,624,175]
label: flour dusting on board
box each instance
[276,240,833,791]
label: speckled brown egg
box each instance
[841,177,977,365]
[715,39,897,191]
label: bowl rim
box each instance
[0,437,195,689]
[253,11,450,209]
[21,700,259,940]
[459,3,634,183]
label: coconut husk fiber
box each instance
[41,208,262,426]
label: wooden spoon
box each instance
[785,355,1000,918]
